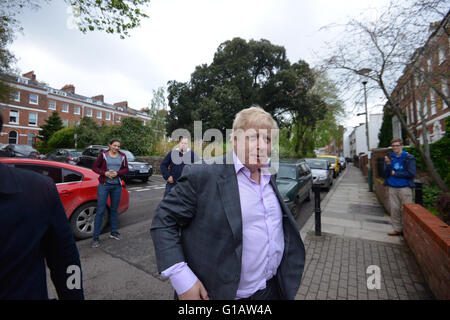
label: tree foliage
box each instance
[40,111,64,143]
[166,37,336,157]
[109,117,153,155]
[48,126,76,148]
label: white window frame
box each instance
[116,115,121,123]
[62,118,69,127]
[74,106,81,115]
[11,90,20,102]
[62,103,69,113]
[105,113,111,121]
[29,94,39,105]
[28,112,38,126]
[96,111,102,119]
[8,130,18,144]
[9,110,19,124]
[86,109,92,117]
[27,132,36,146]
[49,100,56,110]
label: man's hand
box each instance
[391,170,395,176]
[179,280,209,300]
[168,176,174,184]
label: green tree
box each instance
[75,116,102,148]
[143,87,168,140]
[48,126,76,148]
[110,117,153,155]
[167,38,291,135]
[40,111,63,143]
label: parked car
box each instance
[276,159,313,218]
[77,145,153,182]
[77,145,108,169]
[120,149,153,182]
[0,157,129,240]
[0,144,40,158]
[305,158,333,191]
[338,156,347,171]
[45,148,82,165]
[317,155,340,178]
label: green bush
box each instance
[48,126,76,149]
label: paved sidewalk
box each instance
[296,165,434,300]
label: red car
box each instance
[0,158,129,240]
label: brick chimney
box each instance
[61,84,75,94]
[92,95,104,102]
[114,101,128,109]
[22,71,36,81]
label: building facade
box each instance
[390,12,449,144]
[0,71,151,146]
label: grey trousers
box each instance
[388,186,413,232]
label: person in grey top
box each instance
[91,138,129,248]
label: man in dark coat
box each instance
[0,113,84,300]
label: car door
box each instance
[302,163,313,191]
[58,168,84,217]
[13,163,82,218]
[297,164,307,201]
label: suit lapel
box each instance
[217,159,243,258]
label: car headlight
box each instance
[128,165,134,170]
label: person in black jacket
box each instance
[160,136,199,197]
[0,113,84,300]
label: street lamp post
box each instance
[362,80,373,192]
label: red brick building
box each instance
[0,71,151,146]
[390,12,449,144]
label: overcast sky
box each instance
[10,0,390,128]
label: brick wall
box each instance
[403,203,450,300]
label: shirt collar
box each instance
[232,151,271,176]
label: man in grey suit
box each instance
[150,106,305,300]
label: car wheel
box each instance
[141,177,149,183]
[70,202,109,240]
[290,204,299,218]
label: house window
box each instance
[27,132,36,146]
[28,112,38,126]
[29,94,39,105]
[49,100,56,110]
[438,44,446,64]
[74,106,80,115]
[9,110,19,124]
[105,113,111,120]
[62,104,69,113]
[8,131,18,144]
[62,119,69,127]
[116,115,121,123]
[96,111,102,119]
[86,109,92,117]
[74,120,80,126]
[11,91,20,102]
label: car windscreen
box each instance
[121,150,136,162]
[14,145,36,154]
[69,151,82,157]
[277,165,297,179]
[319,157,336,163]
[306,160,328,170]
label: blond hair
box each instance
[232,105,278,136]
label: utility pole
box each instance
[362,80,373,192]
